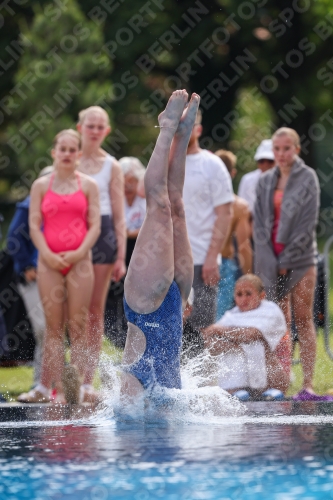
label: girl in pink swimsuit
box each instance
[41,171,89,276]
[18,129,101,404]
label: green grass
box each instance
[288,236,333,395]
[287,330,333,396]
[0,337,122,401]
[2,331,333,399]
[0,366,33,401]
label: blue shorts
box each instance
[216,257,240,321]
[92,215,117,265]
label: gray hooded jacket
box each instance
[253,156,320,299]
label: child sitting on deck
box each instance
[201,274,291,399]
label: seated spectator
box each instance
[202,274,290,398]
[6,166,53,386]
[238,139,275,214]
[214,150,252,320]
[119,156,146,266]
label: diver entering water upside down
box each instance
[121,90,200,398]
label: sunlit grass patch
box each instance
[0,337,122,400]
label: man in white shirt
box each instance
[237,139,275,213]
[183,111,233,328]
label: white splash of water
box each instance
[94,351,246,424]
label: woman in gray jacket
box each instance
[253,127,329,401]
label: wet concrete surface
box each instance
[0,400,333,421]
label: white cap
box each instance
[254,139,274,161]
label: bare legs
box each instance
[84,263,114,385]
[168,100,197,303]
[121,90,200,396]
[266,348,290,393]
[38,257,94,393]
[66,259,94,378]
[38,268,66,391]
[279,266,317,391]
[125,92,187,313]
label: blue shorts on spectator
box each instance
[216,257,240,322]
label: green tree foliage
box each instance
[229,87,274,186]
[0,2,34,192]
[78,0,333,166]
[2,0,333,198]
[5,0,111,197]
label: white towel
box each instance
[217,300,286,390]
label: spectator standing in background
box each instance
[253,127,327,401]
[18,130,101,404]
[214,150,252,320]
[119,157,146,266]
[238,139,275,213]
[183,110,233,329]
[77,106,126,402]
[6,166,53,385]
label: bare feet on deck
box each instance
[176,93,201,138]
[158,89,188,130]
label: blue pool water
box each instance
[1,401,333,499]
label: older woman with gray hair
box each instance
[119,157,146,266]
[253,127,330,401]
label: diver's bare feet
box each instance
[158,90,188,130]
[176,93,200,138]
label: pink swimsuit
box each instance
[272,189,285,256]
[41,173,88,275]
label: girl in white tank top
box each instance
[77,106,126,402]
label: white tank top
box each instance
[89,154,114,216]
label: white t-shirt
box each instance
[237,169,261,214]
[125,196,146,231]
[183,150,234,265]
[216,300,286,390]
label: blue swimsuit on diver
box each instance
[123,281,183,390]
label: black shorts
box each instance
[92,215,117,265]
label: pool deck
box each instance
[0,402,99,421]
[0,401,333,421]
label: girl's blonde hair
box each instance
[53,129,81,148]
[78,106,110,125]
[272,127,300,147]
[236,274,265,294]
